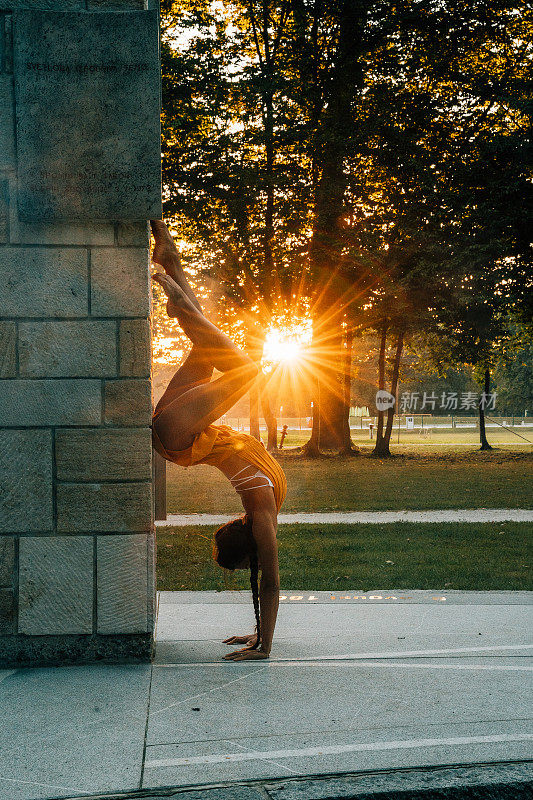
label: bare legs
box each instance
[151,222,258,451]
[150,220,203,313]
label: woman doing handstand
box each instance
[150,220,286,661]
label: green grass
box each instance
[157,521,533,591]
[166,448,533,514]
[279,427,533,449]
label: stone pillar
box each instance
[0,0,161,666]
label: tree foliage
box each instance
[158,0,532,454]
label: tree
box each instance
[157,0,531,457]
[493,319,533,416]
[159,0,303,444]
[342,0,532,455]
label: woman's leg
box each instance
[151,220,203,313]
[156,365,257,451]
[152,272,258,451]
[151,220,214,413]
[152,272,254,374]
[154,345,213,416]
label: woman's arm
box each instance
[222,503,279,661]
[253,511,280,655]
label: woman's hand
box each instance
[222,646,269,661]
[222,634,258,647]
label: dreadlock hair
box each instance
[212,515,260,650]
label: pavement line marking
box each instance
[157,509,533,527]
[318,644,533,660]
[0,671,16,684]
[153,644,533,667]
[150,665,270,716]
[227,738,304,776]
[0,775,88,792]
[145,733,533,769]
[271,662,533,671]
[155,662,532,671]
[154,658,533,672]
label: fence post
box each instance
[153,447,167,521]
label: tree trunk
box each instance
[249,380,260,441]
[304,328,347,454]
[372,322,388,455]
[260,374,278,450]
[479,367,493,450]
[339,327,357,454]
[264,83,275,275]
[246,329,265,442]
[302,1,364,456]
[377,327,405,456]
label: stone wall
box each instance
[0,0,159,666]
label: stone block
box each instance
[0,589,15,635]
[1,1,84,9]
[18,320,117,378]
[0,247,88,317]
[18,536,93,635]
[57,482,152,532]
[55,427,152,481]
[10,211,115,247]
[119,319,151,377]
[0,75,15,171]
[0,379,101,426]
[116,220,150,247]
[104,379,152,425]
[97,534,148,633]
[91,248,150,317]
[0,537,15,586]
[0,321,17,377]
[13,9,161,221]
[88,0,146,11]
[8,180,116,244]
[3,14,13,73]
[0,631,152,666]
[0,179,8,243]
[146,529,156,630]
[166,789,266,800]
[0,429,52,532]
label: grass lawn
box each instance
[156,521,532,591]
[165,447,533,514]
[280,427,533,449]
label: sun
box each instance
[262,321,312,366]
[263,331,302,364]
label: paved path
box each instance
[1,591,531,800]
[156,508,533,527]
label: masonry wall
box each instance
[0,0,157,666]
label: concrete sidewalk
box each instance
[0,591,531,800]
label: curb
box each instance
[49,760,533,800]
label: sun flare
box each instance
[262,321,312,366]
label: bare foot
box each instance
[150,220,182,282]
[151,271,192,318]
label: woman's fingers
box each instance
[223,646,253,658]
[223,649,268,661]
[222,635,250,644]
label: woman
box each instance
[150,220,286,661]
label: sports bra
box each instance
[229,463,275,494]
[152,421,287,511]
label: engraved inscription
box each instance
[13,10,162,222]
